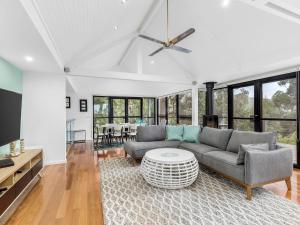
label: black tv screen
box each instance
[0,88,22,147]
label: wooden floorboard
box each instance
[5,141,300,225]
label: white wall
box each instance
[22,72,66,165]
[66,81,93,140]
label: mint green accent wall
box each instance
[0,58,22,93]
[0,57,23,156]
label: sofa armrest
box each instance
[245,148,293,185]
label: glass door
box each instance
[128,98,142,124]
[228,73,298,166]
[261,77,297,164]
[112,98,126,124]
[230,84,255,131]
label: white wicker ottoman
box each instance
[140,148,199,189]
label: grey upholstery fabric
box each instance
[226,131,276,153]
[202,151,245,182]
[244,147,293,185]
[124,140,180,159]
[199,127,233,150]
[179,142,221,161]
[136,126,166,142]
[236,143,269,165]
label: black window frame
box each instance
[93,96,156,138]
[228,72,299,167]
[157,90,193,125]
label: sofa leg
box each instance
[285,177,292,191]
[246,186,252,200]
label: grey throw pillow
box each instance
[236,143,269,165]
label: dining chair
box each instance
[113,125,123,144]
[106,126,114,145]
[128,124,137,141]
[122,124,130,141]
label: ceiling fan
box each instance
[139,0,195,56]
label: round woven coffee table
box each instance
[141,148,199,189]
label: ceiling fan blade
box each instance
[138,34,165,45]
[149,47,164,56]
[169,45,192,53]
[170,28,195,45]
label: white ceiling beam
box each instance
[68,69,192,85]
[118,0,164,66]
[19,0,64,69]
[66,31,138,69]
[239,0,300,25]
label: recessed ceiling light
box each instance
[25,56,34,62]
[150,60,155,64]
[113,25,118,30]
[121,0,128,4]
[222,0,230,7]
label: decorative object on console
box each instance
[20,139,25,153]
[66,96,71,108]
[80,99,87,112]
[9,141,19,157]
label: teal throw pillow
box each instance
[166,126,184,141]
[183,126,200,143]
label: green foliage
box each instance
[277,132,297,145]
[231,79,297,145]
[198,90,206,123]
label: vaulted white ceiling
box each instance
[1,0,300,94]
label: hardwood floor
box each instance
[5,142,300,225]
[5,142,109,225]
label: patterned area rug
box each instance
[99,158,300,225]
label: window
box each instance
[143,98,155,125]
[167,95,177,125]
[93,97,109,138]
[93,96,156,135]
[198,90,206,125]
[213,88,228,128]
[262,78,297,163]
[128,99,141,124]
[232,85,254,131]
[158,97,167,125]
[228,73,298,165]
[178,91,192,125]
[112,98,126,124]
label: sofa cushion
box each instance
[182,125,201,143]
[136,126,166,142]
[226,130,276,153]
[124,141,180,159]
[166,125,184,141]
[202,151,245,182]
[199,127,233,150]
[237,143,269,165]
[179,142,220,161]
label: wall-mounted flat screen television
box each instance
[0,88,22,147]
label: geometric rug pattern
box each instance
[99,158,300,225]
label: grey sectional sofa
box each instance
[124,126,293,200]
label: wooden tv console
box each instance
[0,149,43,224]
